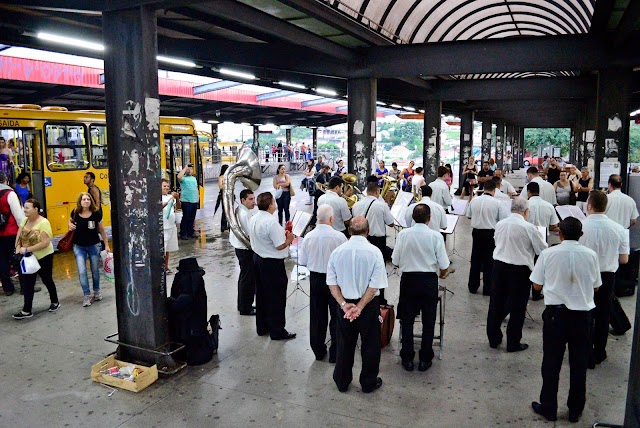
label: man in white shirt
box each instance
[494,169,516,196]
[229,189,257,316]
[526,182,560,232]
[404,185,447,231]
[299,205,347,362]
[605,174,639,229]
[411,167,426,196]
[487,198,547,352]
[318,176,352,236]
[521,167,557,205]
[392,204,449,372]
[429,166,453,210]
[249,192,295,340]
[467,179,506,295]
[579,191,629,367]
[352,181,395,304]
[530,217,601,424]
[327,217,388,393]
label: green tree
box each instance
[629,122,640,163]
[291,127,312,140]
[524,128,571,157]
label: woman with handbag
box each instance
[303,159,315,205]
[12,198,60,320]
[68,192,110,307]
[460,156,479,199]
[273,164,292,225]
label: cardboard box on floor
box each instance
[91,354,158,393]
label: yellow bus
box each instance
[0,105,204,237]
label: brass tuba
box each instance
[342,173,360,208]
[222,145,261,248]
[380,175,397,207]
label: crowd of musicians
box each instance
[226,158,638,424]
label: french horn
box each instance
[222,145,261,248]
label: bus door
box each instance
[22,131,45,205]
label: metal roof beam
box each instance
[193,81,242,95]
[590,0,617,35]
[256,90,297,102]
[615,2,640,46]
[301,98,341,107]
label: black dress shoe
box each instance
[531,402,557,422]
[489,340,502,349]
[418,361,432,372]
[531,295,544,301]
[240,308,257,316]
[271,332,296,340]
[4,290,14,296]
[328,355,336,364]
[315,352,326,361]
[594,352,607,364]
[569,411,582,423]
[507,343,529,353]
[337,385,348,393]
[401,360,414,371]
[362,377,382,393]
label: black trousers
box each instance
[591,272,615,361]
[486,261,531,349]
[367,235,388,303]
[235,248,255,313]
[252,255,288,339]
[398,272,439,363]
[0,234,16,293]
[333,297,381,391]
[540,306,591,416]
[531,255,542,300]
[309,272,337,360]
[468,228,495,294]
[20,253,58,313]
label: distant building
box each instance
[385,145,412,161]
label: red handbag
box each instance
[57,212,76,252]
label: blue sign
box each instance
[44,177,52,187]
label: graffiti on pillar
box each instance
[482,132,491,162]
[354,140,368,184]
[252,126,259,156]
[353,120,364,135]
[608,114,622,132]
[495,136,503,166]
[425,126,438,178]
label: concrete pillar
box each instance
[458,110,474,186]
[584,98,598,175]
[495,121,505,170]
[312,127,318,159]
[511,127,520,170]
[423,100,442,185]
[347,78,376,189]
[481,120,492,163]
[574,106,585,168]
[518,127,526,168]
[103,6,177,369]
[252,125,260,158]
[285,128,292,147]
[594,68,633,187]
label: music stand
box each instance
[288,211,312,300]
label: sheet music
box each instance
[450,199,469,216]
[441,214,459,234]
[537,226,547,243]
[291,211,312,237]
[391,192,413,227]
[555,205,586,221]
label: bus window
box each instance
[45,124,89,171]
[90,125,108,169]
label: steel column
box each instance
[103,6,176,369]
[575,106,585,168]
[594,68,633,188]
[458,111,474,187]
[495,120,505,170]
[347,78,376,189]
[481,121,492,164]
[286,128,292,148]
[584,98,598,174]
[423,100,441,185]
[512,127,521,170]
[312,127,317,159]
[518,127,526,169]
[252,125,260,158]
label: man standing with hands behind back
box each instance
[230,189,258,316]
[327,217,388,393]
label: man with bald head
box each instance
[327,216,388,393]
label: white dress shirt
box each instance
[527,196,559,228]
[352,195,394,237]
[318,190,352,232]
[0,184,25,225]
[530,240,601,311]
[404,196,447,231]
[493,188,511,201]
[326,235,388,299]
[411,175,426,195]
[248,210,288,259]
[468,194,506,229]
[298,224,347,273]
[493,213,548,270]
[500,180,516,195]
[392,223,449,274]
[579,213,630,272]
[606,189,639,229]
[429,178,452,209]
[521,177,557,205]
[229,204,256,250]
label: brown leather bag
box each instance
[57,212,77,253]
[379,304,395,348]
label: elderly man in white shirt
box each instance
[579,190,629,367]
[299,205,347,362]
[404,185,447,231]
[530,217,601,424]
[521,166,557,205]
[249,192,295,341]
[467,179,506,295]
[318,176,352,236]
[429,166,452,210]
[392,204,449,372]
[327,217,388,394]
[605,174,639,229]
[229,189,257,315]
[487,198,547,352]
